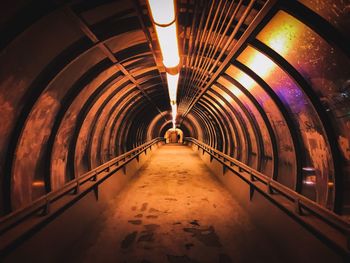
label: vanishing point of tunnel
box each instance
[0,0,349,262]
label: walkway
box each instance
[67,144,285,263]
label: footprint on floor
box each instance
[121,231,137,249]
[128,220,142,225]
[137,224,160,245]
[141,203,148,211]
[183,226,222,247]
[149,208,160,213]
[189,220,200,226]
[138,231,154,242]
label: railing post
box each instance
[249,169,256,182]
[93,185,99,201]
[91,171,98,181]
[223,164,227,175]
[75,181,80,194]
[40,198,50,216]
[267,180,273,194]
[249,184,255,201]
[294,198,303,215]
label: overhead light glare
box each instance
[167,73,179,102]
[171,103,177,129]
[147,0,175,26]
[155,24,180,68]
[147,0,181,127]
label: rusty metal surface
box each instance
[0,9,86,213]
[13,46,106,208]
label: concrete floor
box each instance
[67,144,286,263]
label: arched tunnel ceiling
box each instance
[0,0,349,222]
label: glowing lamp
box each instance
[147,0,180,69]
[171,103,177,128]
[147,0,181,125]
[167,73,179,101]
[147,0,175,25]
[32,181,45,187]
[155,24,180,68]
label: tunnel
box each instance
[0,0,349,262]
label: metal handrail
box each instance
[0,138,163,252]
[185,137,350,256]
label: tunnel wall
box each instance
[175,0,350,219]
[2,141,163,262]
[0,0,203,215]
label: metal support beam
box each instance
[64,6,167,121]
[180,0,278,121]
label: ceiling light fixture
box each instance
[147,0,175,25]
[147,0,180,129]
[166,72,179,102]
